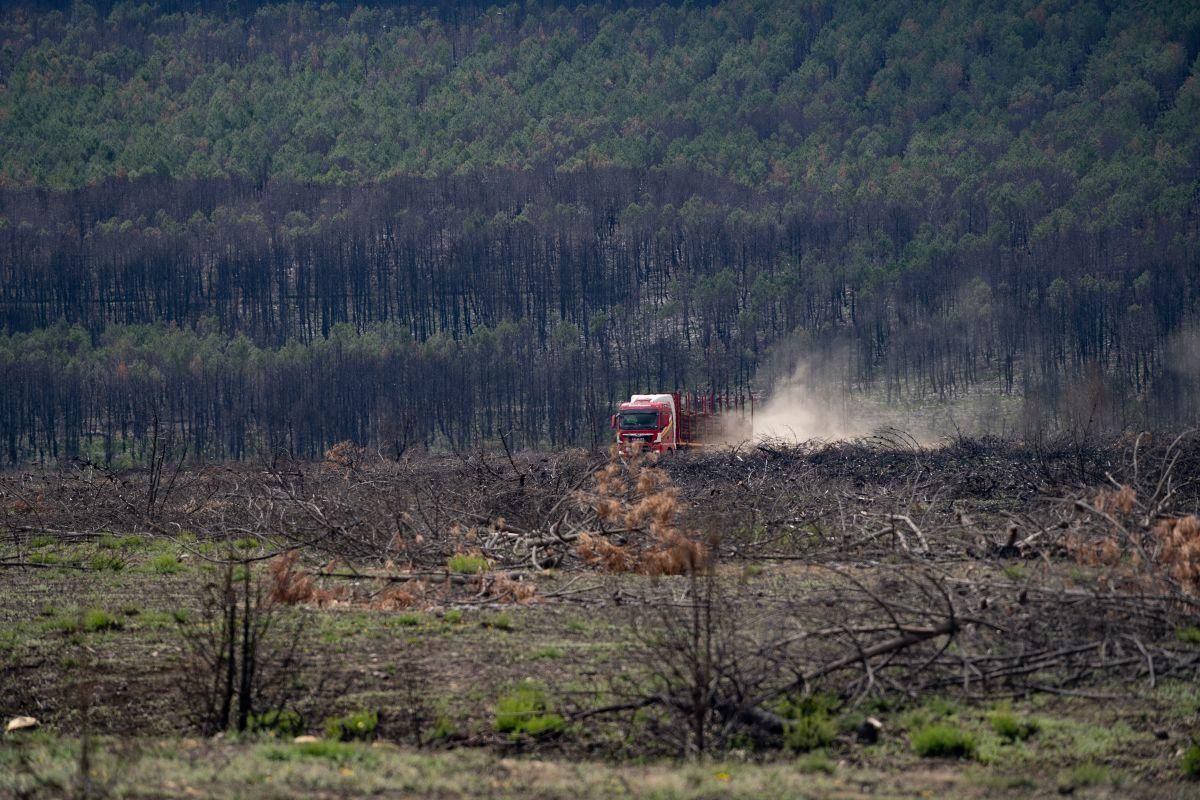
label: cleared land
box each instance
[3,434,1200,798]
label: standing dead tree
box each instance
[175,554,310,735]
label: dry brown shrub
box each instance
[636,468,666,495]
[374,582,426,610]
[1097,537,1122,565]
[268,551,315,604]
[1095,485,1137,515]
[483,573,539,604]
[626,489,679,530]
[576,532,631,572]
[594,462,625,497]
[199,498,228,513]
[324,440,363,471]
[640,532,708,576]
[579,452,707,575]
[595,498,622,523]
[310,585,351,607]
[1066,533,1126,568]
[8,494,41,513]
[1155,515,1200,593]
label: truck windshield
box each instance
[620,411,659,430]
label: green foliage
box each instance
[247,710,304,739]
[447,553,490,574]
[1,1,1194,209]
[480,613,514,631]
[442,609,463,625]
[784,715,837,753]
[45,608,123,635]
[1056,762,1111,792]
[911,724,976,759]
[494,682,565,738]
[146,553,182,574]
[324,710,378,742]
[1183,744,1200,779]
[1176,627,1200,645]
[98,535,146,550]
[778,692,840,753]
[265,739,374,765]
[989,710,1039,742]
[82,609,120,632]
[425,713,459,744]
[89,552,126,572]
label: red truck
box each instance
[610,391,752,453]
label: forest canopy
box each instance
[0,0,1198,462]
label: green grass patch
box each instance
[0,629,20,656]
[1183,744,1200,779]
[145,552,182,574]
[44,608,123,635]
[28,534,55,548]
[778,693,839,753]
[1034,716,1139,760]
[784,715,837,753]
[425,714,459,744]
[442,609,463,625]
[494,682,565,738]
[89,552,125,571]
[989,710,1038,742]
[480,612,514,631]
[264,739,375,766]
[447,552,490,574]
[1000,564,1027,581]
[1056,762,1110,792]
[81,609,121,632]
[911,724,976,759]
[794,750,835,775]
[1176,626,1200,645]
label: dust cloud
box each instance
[742,361,870,442]
[724,342,1021,446]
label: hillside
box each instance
[1,0,1198,460]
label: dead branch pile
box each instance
[596,558,1200,755]
[3,430,1198,588]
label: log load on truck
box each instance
[610,391,752,453]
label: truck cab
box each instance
[610,393,679,453]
